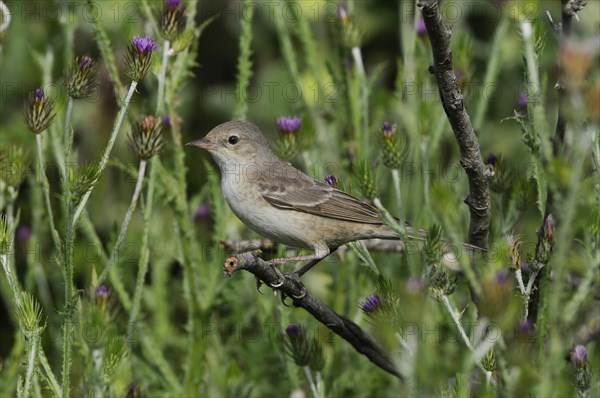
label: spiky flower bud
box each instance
[71,163,100,204]
[103,335,127,379]
[380,121,407,170]
[65,55,97,99]
[424,226,459,298]
[129,115,164,160]
[571,345,592,395]
[354,162,378,201]
[284,324,325,371]
[16,292,46,335]
[24,88,55,134]
[159,0,186,41]
[95,284,109,309]
[125,36,158,81]
[277,116,301,134]
[338,5,362,48]
[572,345,588,368]
[275,117,301,162]
[359,293,381,314]
[0,215,13,255]
[543,213,554,243]
[0,145,29,189]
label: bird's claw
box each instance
[255,277,266,295]
[287,272,307,299]
[268,263,285,288]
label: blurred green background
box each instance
[1,0,599,396]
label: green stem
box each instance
[96,159,147,287]
[473,17,510,130]
[0,252,20,307]
[63,98,75,182]
[420,138,431,216]
[23,332,40,398]
[35,134,61,253]
[61,207,75,398]
[303,366,319,398]
[441,295,491,378]
[391,169,404,220]
[128,159,154,337]
[38,349,62,397]
[72,80,138,226]
[156,41,170,115]
[233,0,254,120]
[351,46,369,156]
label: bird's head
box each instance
[187,120,277,169]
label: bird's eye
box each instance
[228,135,239,145]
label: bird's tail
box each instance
[374,223,487,253]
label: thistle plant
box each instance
[158,0,186,42]
[284,324,325,397]
[65,55,97,100]
[2,0,598,396]
[24,88,55,134]
[274,116,301,162]
[380,121,408,219]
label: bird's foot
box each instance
[283,272,307,300]
[268,263,285,288]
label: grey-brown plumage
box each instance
[187,120,402,264]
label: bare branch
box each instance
[417,0,491,250]
[223,250,403,379]
[219,238,407,254]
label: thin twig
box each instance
[35,134,61,253]
[72,80,138,226]
[96,159,147,287]
[223,250,403,379]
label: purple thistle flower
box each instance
[195,203,210,220]
[126,383,138,398]
[34,88,45,102]
[277,116,301,134]
[96,284,109,301]
[487,153,498,166]
[338,5,349,25]
[417,18,427,36]
[17,225,32,243]
[166,0,180,8]
[324,175,337,187]
[133,36,158,54]
[360,293,381,314]
[519,91,528,107]
[517,319,532,334]
[286,324,300,337]
[79,55,93,69]
[25,87,55,133]
[571,345,587,368]
[382,121,396,139]
[494,270,509,285]
[161,116,171,128]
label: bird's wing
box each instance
[257,170,384,225]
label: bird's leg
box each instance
[268,253,323,265]
[295,257,326,277]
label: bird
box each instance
[187,120,478,279]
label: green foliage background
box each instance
[0,0,598,396]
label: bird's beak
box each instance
[186,137,216,151]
